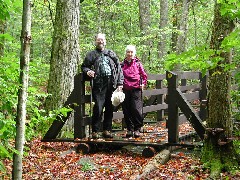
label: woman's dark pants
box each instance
[122,88,143,131]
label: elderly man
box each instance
[81,33,124,139]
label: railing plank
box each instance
[147,74,166,80]
[143,88,168,97]
[143,104,168,113]
[179,84,200,92]
[176,71,201,79]
[183,91,200,102]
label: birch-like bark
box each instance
[13,0,31,179]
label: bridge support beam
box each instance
[167,71,206,143]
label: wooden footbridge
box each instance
[42,71,207,157]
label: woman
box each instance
[121,45,147,138]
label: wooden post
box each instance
[74,73,86,139]
[180,79,187,93]
[199,73,207,121]
[166,71,179,143]
[156,80,164,121]
[43,73,87,140]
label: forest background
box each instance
[1,0,240,178]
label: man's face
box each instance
[95,35,106,50]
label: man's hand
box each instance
[87,70,95,77]
[117,85,123,92]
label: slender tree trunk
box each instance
[138,0,151,63]
[171,0,179,53]
[202,1,238,178]
[46,0,80,111]
[176,0,190,54]
[0,19,6,56]
[12,0,31,179]
[158,0,168,60]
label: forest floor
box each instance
[2,123,240,179]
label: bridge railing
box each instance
[78,71,207,139]
[43,71,207,142]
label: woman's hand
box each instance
[140,84,145,91]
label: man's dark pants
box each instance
[92,76,113,132]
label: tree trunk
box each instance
[176,0,190,54]
[12,0,31,179]
[202,1,238,178]
[46,0,80,111]
[158,0,168,60]
[171,0,179,53]
[0,19,6,56]
[138,0,151,63]
[171,0,190,71]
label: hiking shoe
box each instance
[139,127,144,133]
[126,131,133,138]
[92,132,100,139]
[134,130,142,138]
[102,130,113,138]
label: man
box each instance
[81,33,124,139]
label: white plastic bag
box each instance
[111,89,125,106]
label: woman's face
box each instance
[126,50,135,60]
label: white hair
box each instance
[125,45,136,57]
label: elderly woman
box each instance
[121,45,147,138]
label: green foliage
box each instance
[218,0,240,18]
[231,89,240,121]
[26,106,73,140]
[80,0,141,61]
[80,162,95,171]
[31,1,55,62]
[0,160,6,173]
[78,157,96,171]
[0,0,22,20]
[0,50,72,169]
[0,33,14,43]
[0,0,22,45]
[164,45,217,75]
[233,140,240,157]
[165,27,240,75]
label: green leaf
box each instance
[0,144,11,159]
[0,161,6,173]
[0,33,14,41]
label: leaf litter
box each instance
[2,122,240,179]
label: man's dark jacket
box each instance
[81,49,124,89]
